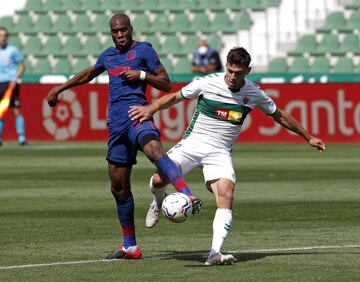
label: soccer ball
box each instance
[161,192,193,223]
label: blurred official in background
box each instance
[192,36,222,74]
[0,27,27,146]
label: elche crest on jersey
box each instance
[243,96,250,104]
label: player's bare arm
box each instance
[16,61,25,80]
[119,66,171,92]
[10,62,25,87]
[47,65,105,107]
[272,108,326,151]
[128,91,183,123]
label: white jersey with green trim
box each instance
[180,73,277,151]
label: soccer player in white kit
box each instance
[129,47,326,266]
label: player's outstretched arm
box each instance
[271,108,326,151]
[128,91,183,123]
[47,66,105,107]
[119,66,171,92]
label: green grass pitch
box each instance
[0,142,359,281]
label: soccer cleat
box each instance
[188,195,202,214]
[105,245,142,260]
[0,140,2,146]
[204,252,236,266]
[19,141,27,146]
[145,199,161,228]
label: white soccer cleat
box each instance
[145,199,161,228]
[204,252,236,266]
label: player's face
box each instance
[224,63,250,90]
[110,21,133,50]
[0,30,8,47]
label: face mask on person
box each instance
[198,46,208,55]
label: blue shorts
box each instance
[107,119,160,165]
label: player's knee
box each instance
[216,182,234,208]
[223,189,234,201]
[218,187,233,200]
[111,187,129,202]
[141,140,165,162]
[152,172,167,188]
[13,107,21,116]
[111,182,130,201]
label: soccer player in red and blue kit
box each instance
[47,13,202,260]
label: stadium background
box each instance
[0,0,359,143]
[1,1,360,280]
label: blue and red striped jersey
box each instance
[95,41,162,104]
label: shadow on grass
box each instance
[153,250,334,267]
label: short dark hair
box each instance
[109,13,131,26]
[0,27,9,36]
[227,47,251,67]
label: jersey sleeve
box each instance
[95,49,106,70]
[180,76,207,99]
[256,89,277,115]
[144,44,162,73]
[11,46,24,64]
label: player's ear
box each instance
[246,67,251,74]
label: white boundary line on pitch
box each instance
[1,244,359,270]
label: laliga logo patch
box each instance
[42,90,83,140]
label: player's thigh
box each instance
[128,119,166,161]
[108,162,133,193]
[128,119,159,148]
[202,151,236,187]
[167,140,203,175]
[107,130,138,165]
[141,139,166,162]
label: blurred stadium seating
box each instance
[268,3,360,73]
[0,0,358,75]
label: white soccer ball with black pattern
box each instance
[161,192,193,223]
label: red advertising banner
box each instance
[2,83,360,142]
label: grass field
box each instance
[0,142,359,281]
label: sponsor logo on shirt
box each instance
[215,108,243,122]
[107,66,131,77]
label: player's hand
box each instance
[308,136,326,151]
[47,86,61,107]
[128,105,153,124]
[119,70,142,81]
